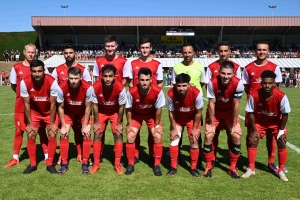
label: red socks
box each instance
[169,145,178,169]
[229,150,240,171]
[114,142,123,166]
[60,138,69,165]
[247,147,257,170]
[82,138,92,165]
[190,148,199,170]
[13,129,23,155]
[92,141,102,165]
[27,139,36,166]
[154,142,163,166]
[278,148,287,172]
[267,136,276,164]
[47,138,57,166]
[126,143,135,165]
[204,151,214,169]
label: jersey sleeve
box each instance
[242,69,250,84]
[171,68,176,84]
[56,86,64,103]
[234,80,244,99]
[50,81,58,97]
[235,67,241,79]
[206,81,215,98]
[20,80,29,97]
[156,63,163,81]
[155,90,166,109]
[274,66,283,83]
[280,95,291,114]
[195,93,204,109]
[9,67,17,84]
[166,95,174,111]
[245,95,254,112]
[83,68,92,82]
[118,88,127,105]
[85,86,95,102]
[93,61,100,77]
[204,68,212,84]
[125,91,133,108]
[51,68,58,80]
[92,88,98,104]
[123,59,131,78]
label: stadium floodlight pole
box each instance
[61,5,68,16]
[269,5,276,16]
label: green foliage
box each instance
[0,86,299,199]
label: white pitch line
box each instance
[0,113,14,116]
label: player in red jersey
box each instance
[93,35,130,85]
[5,43,49,168]
[91,64,127,174]
[242,70,290,182]
[203,61,244,179]
[56,67,94,174]
[166,73,203,177]
[125,67,165,176]
[242,42,283,173]
[20,60,59,174]
[125,37,163,164]
[203,41,241,168]
[51,43,91,164]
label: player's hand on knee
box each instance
[191,128,200,142]
[170,129,179,141]
[82,124,91,138]
[26,124,36,135]
[126,124,134,135]
[205,124,215,135]
[60,125,69,139]
[230,123,242,136]
[249,130,259,144]
[93,122,101,133]
[277,134,286,148]
[154,125,163,135]
[114,123,123,134]
[49,123,58,134]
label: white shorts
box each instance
[15,55,20,59]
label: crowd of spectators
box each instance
[2,49,21,63]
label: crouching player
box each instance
[125,67,165,176]
[242,70,291,182]
[56,67,94,174]
[91,64,127,174]
[166,73,203,178]
[204,61,244,179]
[20,60,58,174]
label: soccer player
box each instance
[242,41,282,173]
[91,64,127,174]
[203,41,241,167]
[242,70,290,182]
[125,67,165,176]
[166,73,203,177]
[51,43,91,164]
[203,61,244,179]
[93,35,130,85]
[5,43,49,168]
[125,37,163,164]
[56,67,94,174]
[20,60,59,174]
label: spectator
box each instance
[3,50,9,63]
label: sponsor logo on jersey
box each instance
[30,88,35,91]
[99,94,103,97]
[69,100,83,106]
[252,78,262,84]
[66,93,70,96]
[136,99,140,102]
[135,66,139,69]
[175,107,194,112]
[251,72,255,75]
[214,70,218,73]
[258,103,263,106]
[33,96,48,101]
[175,101,179,104]
[258,110,278,117]
[60,71,64,74]
[137,104,153,109]
[19,71,23,74]
[101,101,116,106]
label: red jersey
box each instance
[21,74,57,116]
[93,80,126,114]
[246,88,291,124]
[129,59,163,86]
[57,80,92,116]
[206,60,240,81]
[53,63,90,84]
[242,61,281,96]
[167,86,203,121]
[127,84,165,116]
[93,56,127,83]
[10,62,31,113]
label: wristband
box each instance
[277,130,285,140]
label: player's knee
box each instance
[231,133,241,142]
[113,132,123,142]
[230,143,241,155]
[203,144,213,153]
[277,140,286,149]
[93,132,102,142]
[204,133,214,143]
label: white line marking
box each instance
[0,113,14,116]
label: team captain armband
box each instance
[234,91,243,99]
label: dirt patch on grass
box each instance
[0,61,15,73]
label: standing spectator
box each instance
[288,71,296,87]
[15,50,20,62]
[10,49,15,62]
[3,50,9,63]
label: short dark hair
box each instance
[104,35,117,44]
[220,61,234,71]
[261,70,276,79]
[102,64,116,75]
[68,67,82,76]
[256,41,269,50]
[139,37,152,47]
[182,43,194,50]
[64,43,76,51]
[175,73,190,84]
[218,41,230,48]
[30,59,44,69]
[138,67,152,78]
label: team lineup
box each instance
[4,35,291,182]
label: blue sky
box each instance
[1,0,299,32]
